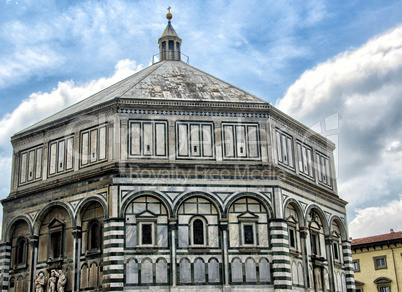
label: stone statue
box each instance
[57,269,67,292]
[35,274,47,292]
[48,270,57,292]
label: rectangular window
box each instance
[289,228,296,249]
[353,260,360,272]
[276,129,294,168]
[222,123,260,159]
[81,124,108,166]
[141,224,153,245]
[50,231,62,259]
[129,120,168,158]
[297,141,314,178]
[19,145,43,185]
[49,136,74,176]
[374,256,387,270]
[333,242,339,261]
[316,152,332,187]
[176,121,214,159]
[244,225,254,244]
[311,233,320,255]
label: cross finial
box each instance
[166,6,173,21]
[167,6,171,13]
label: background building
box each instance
[0,14,355,292]
[352,230,402,292]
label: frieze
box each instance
[117,108,269,119]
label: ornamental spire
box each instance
[158,7,182,61]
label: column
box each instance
[342,240,356,292]
[72,227,82,292]
[270,218,292,291]
[325,236,335,292]
[169,218,178,290]
[0,242,11,292]
[103,218,125,291]
[219,219,230,290]
[300,227,310,290]
[29,235,39,292]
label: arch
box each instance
[33,202,74,234]
[179,258,192,283]
[329,215,348,241]
[5,216,32,242]
[374,277,392,284]
[155,257,168,284]
[208,257,220,283]
[259,258,271,283]
[194,257,206,283]
[292,261,298,285]
[231,257,243,283]
[304,204,329,234]
[283,198,305,226]
[122,191,173,217]
[75,197,107,225]
[140,257,154,284]
[189,216,208,246]
[173,191,223,218]
[225,192,273,217]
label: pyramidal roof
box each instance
[160,21,180,39]
[16,61,267,136]
[14,16,268,137]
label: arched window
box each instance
[193,219,204,245]
[190,217,207,246]
[88,220,102,251]
[15,237,27,266]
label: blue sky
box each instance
[1,0,402,238]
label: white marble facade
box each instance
[0,17,355,292]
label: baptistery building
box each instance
[0,13,355,292]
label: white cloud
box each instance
[276,25,402,237]
[0,59,142,149]
[349,195,402,238]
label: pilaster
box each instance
[72,227,82,292]
[103,217,125,291]
[342,240,356,292]
[0,242,11,292]
[269,218,292,291]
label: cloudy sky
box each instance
[1,0,402,239]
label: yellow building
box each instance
[351,230,402,292]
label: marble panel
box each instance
[143,123,153,156]
[99,126,106,160]
[28,150,35,181]
[155,123,166,156]
[179,259,191,283]
[133,203,146,214]
[209,226,219,247]
[245,259,257,282]
[90,129,97,162]
[292,262,298,285]
[178,226,189,248]
[229,224,240,247]
[231,259,243,282]
[126,225,137,248]
[259,259,271,282]
[130,123,141,155]
[49,143,57,174]
[81,265,88,288]
[126,260,138,284]
[81,132,89,165]
[202,124,213,157]
[185,203,197,214]
[223,125,234,157]
[156,260,168,283]
[194,259,206,283]
[157,225,168,247]
[198,203,211,214]
[178,124,188,156]
[58,140,65,172]
[141,259,153,284]
[66,138,73,169]
[208,259,220,283]
[298,263,304,285]
[148,203,160,214]
[248,204,261,213]
[89,263,98,287]
[248,125,258,158]
[258,224,269,247]
[35,148,42,179]
[236,125,246,158]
